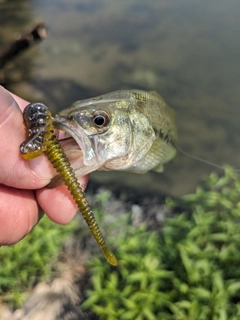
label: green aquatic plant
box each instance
[83,167,240,320]
[1,167,240,318]
[0,216,77,307]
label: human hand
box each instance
[0,86,88,245]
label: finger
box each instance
[0,185,40,245]
[36,175,89,224]
[0,86,56,189]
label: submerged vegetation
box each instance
[1,167,240,320]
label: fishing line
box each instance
[58,137,73,142]
[174,143,240,173]
[59,135,240,173]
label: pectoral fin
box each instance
[152,164,164,172]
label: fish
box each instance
[52,90,177,182]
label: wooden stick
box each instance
[0,22,47,68]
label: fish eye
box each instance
[92,110,110,128]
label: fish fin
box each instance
[149,91,165,102]
[152,164,164,172]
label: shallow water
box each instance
[1,0,240,196]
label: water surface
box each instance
[1,0,240,196]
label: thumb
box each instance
[0,86,56,189]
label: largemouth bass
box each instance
[53,90,177,179]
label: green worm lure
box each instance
[20,102,118,266]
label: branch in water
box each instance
[0,21,47,69]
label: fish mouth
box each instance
[57,131,84,167]
[54,123,86,173]
[53,117,98,167]
[49,116,103,189]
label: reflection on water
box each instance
[1,0,240,196]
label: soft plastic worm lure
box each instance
[20,102,117,266]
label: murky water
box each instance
[1,0,240,196]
